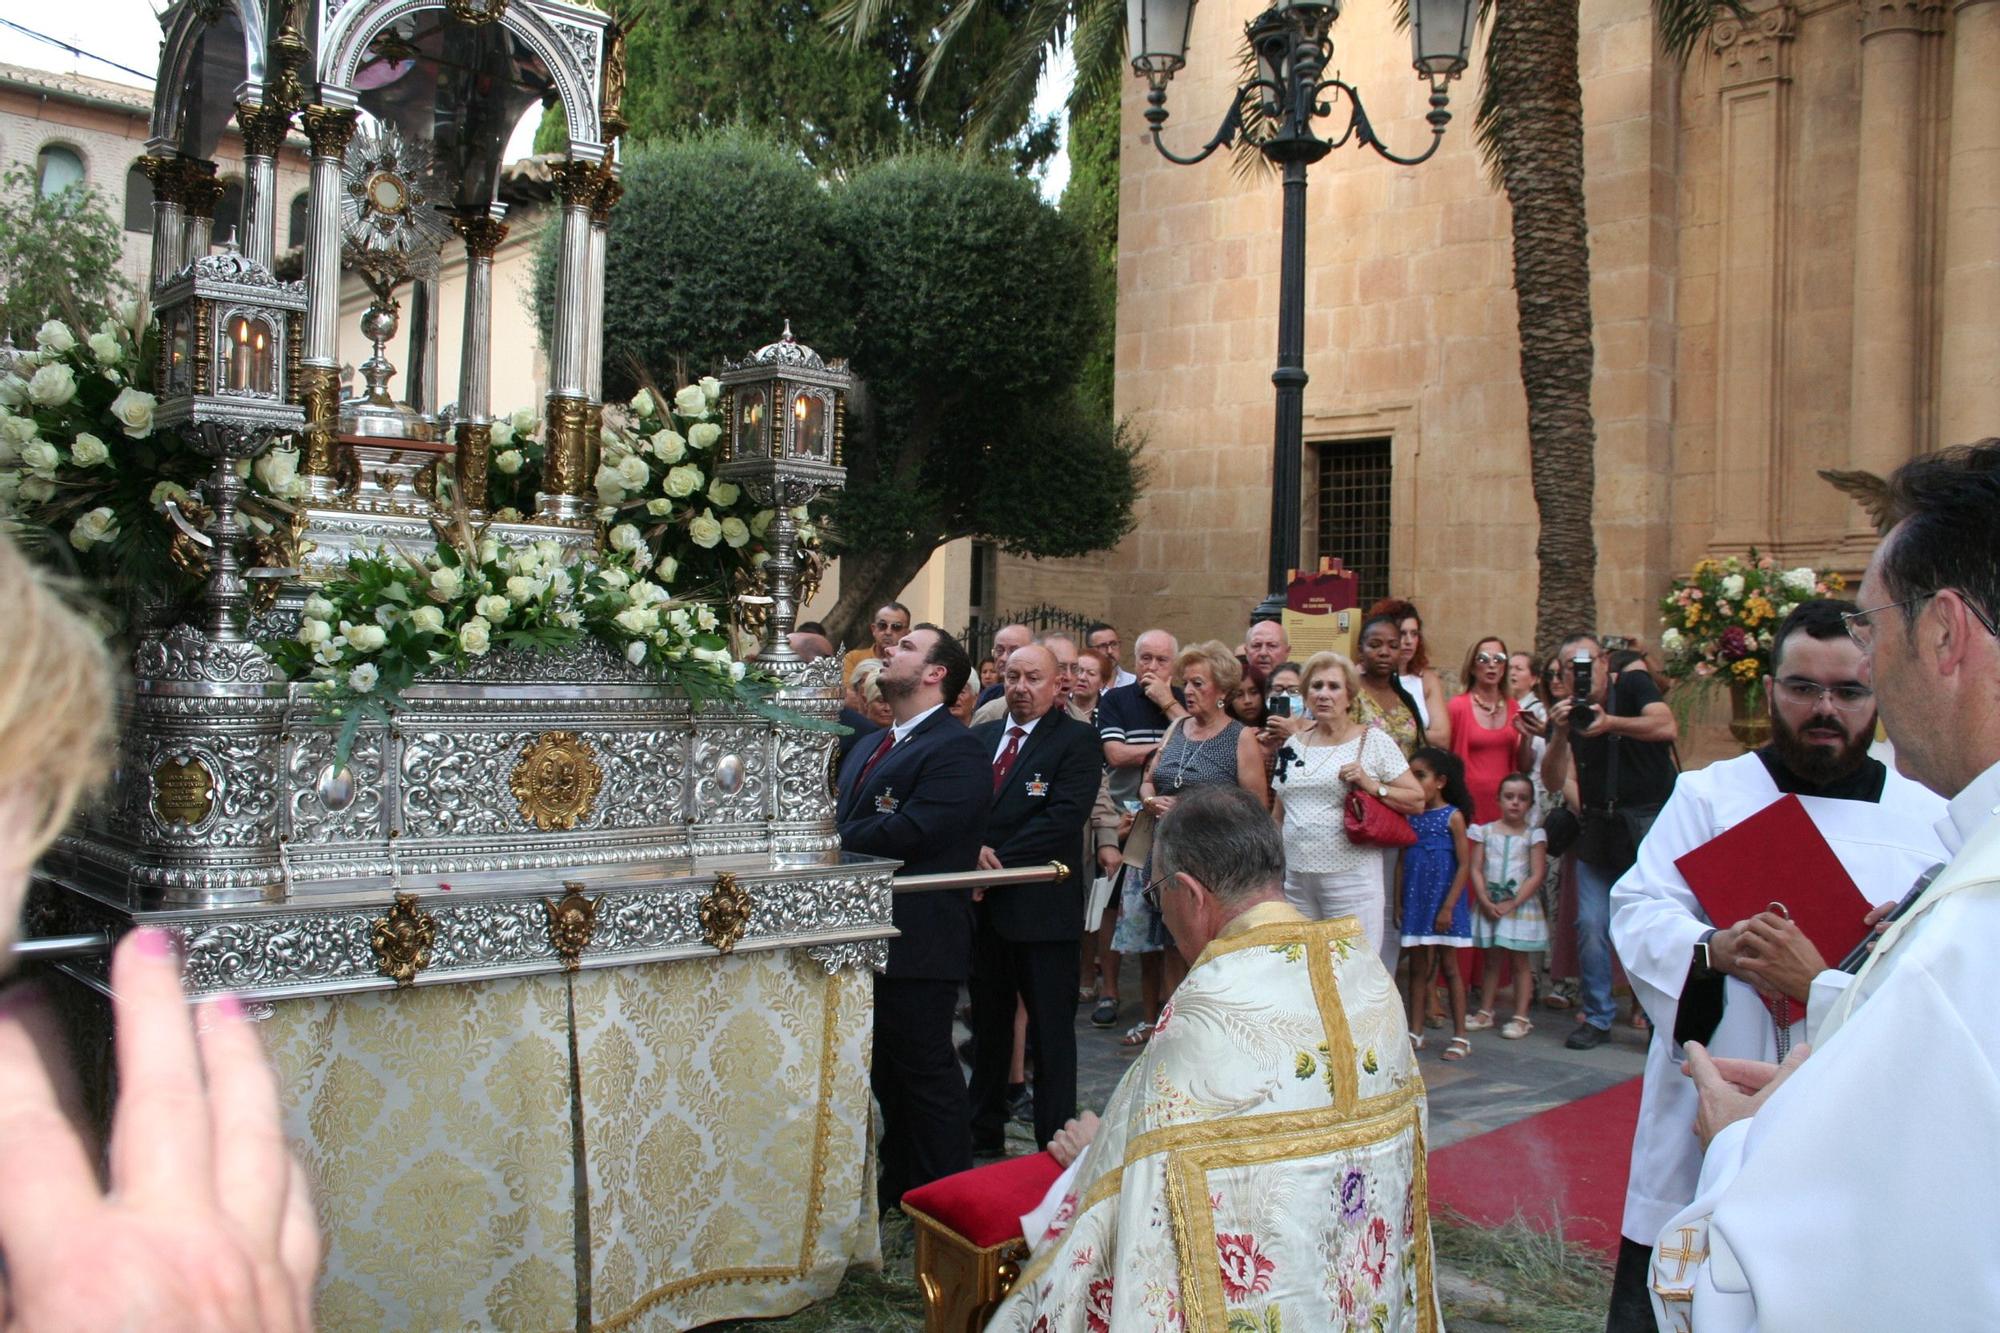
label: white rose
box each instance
[699,375,721,404]
[593,463,626,503]
[674,384,707,415]
[720,516,750,548]
[692,645,731,666]
[86,331,121,367]
[35,321,75,354]
[20,441,62,475]
[478,538,501,565]
[429,565,464,599]
[707,479,740,507]
[109,386,156,437]
[687,422,722,450]
[150,481,189,510]
[750,509,775,539]
[347,662,380,692]
[730,660,747,682]
[1720,574,1745,600]
[67,506,118,552]
[607,524,643,554]
[651,430,686,463]
[255,448,300,494]
[630,388,656,418]
[510,406,539,435]
[27,364,76,408]
[667,607,692,633]
[751,550,770,571]
[475,593,512,620]
[633,580,670,608]
[687,510,723,549]
[67,433,108,468]
[1660,627,1684,652]
[664,463,703,498]
[598,567,631,591]
[614,605,658,635]
[303,594,337,620]
[17,476,54,503]
[505,575,545,603]
[342,622,387,652]
[626,639,648,665]
[0,377,25,407]
[494,449,524,475]
[1,417,36,444]
[297,617,333,646]
[410,605,446,634]
[459,617,492,656]
[234,459,253,480]
[655,555,677,584]
[613,454,648,492]
[487,418,514,448]
[645,497,673,516]
[1781,567,1816,597]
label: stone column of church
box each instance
[141,154,187,289]
[179,159,222,267]
[298,106,358,498]
[1846,0,1940,542]
[1936,0,2000,444]
[451,210,508,514]
[538,159,599,520]
[235,102,291,270]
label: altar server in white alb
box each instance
[1650,441,2000,1331]
[1603,599,1946,1331]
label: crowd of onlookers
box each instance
[799,597,1675,1069]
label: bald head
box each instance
[1134,629,1178,681]
[1245,620,1290,675]
[1003,643,1061,723]
[992,623,1034,658]
[788,631,834,661]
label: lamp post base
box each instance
[1252,590,1287,625]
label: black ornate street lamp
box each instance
[1128,0,1476,622]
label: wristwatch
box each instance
[1375,783,1389,799]
[1691,928,1720,981]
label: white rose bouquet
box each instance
[488,369,828,607]
[264,530,767,760]
[0,304,213,600]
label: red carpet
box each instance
[1427,1076,1642,1256]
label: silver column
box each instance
[235,102,290,270]
[180,160,220,267]
[452,209,508,514]
[142,155,187,290]
[298,107,358,498]
[408,274,440,416]
[537,160,599,521]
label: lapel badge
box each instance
[874,787,900,814]
[1025,773,1049,797]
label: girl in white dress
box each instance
[1272,651,1426,951]
[1466,773,1550,1038]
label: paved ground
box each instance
[976,953,1650,1155]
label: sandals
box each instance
[1091,997,1120,1028]
[1442,1036,1473,1061]
[1408,1031,1426,1052]
[1120,1021,1155,1048]
[1465,1009,1496,1031]
[1500,1016,1533,1040]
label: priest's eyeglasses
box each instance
[1141,873,1175,910]
[1844,590,1999,650]
[1772,677,1874,713]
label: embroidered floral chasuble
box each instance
[988,904,1440,1332]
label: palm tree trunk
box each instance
[1488,0,1600,658]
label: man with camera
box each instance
[1540,633,1679,1050]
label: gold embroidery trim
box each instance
[1308,932,1361,1114]
[1171,1100,1436,1331]
[590,955,847,1330]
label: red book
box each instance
[1672,793,1874,1020]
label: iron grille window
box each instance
[1315,439,1392,607]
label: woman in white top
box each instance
[1272,651,1426,949]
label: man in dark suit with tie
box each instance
[836,623,991,1208]
[966,643,1104,1151]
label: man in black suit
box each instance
[966,643,1104,1151]
[836,623,991,1208]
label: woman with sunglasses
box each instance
[1448,636,1530,825]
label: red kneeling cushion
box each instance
[901,1152,1068,1249]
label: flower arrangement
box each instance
[483,377,827,604]
[1658,549,1847,708]
[0,310,205,574]
[264,525,762,757]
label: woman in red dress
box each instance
[1447,636,1530,824]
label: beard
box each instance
[877,670,916,704]
[1770,706,1875,786]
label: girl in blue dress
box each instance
[1398,746,1475,1060]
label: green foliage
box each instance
[829,151,1140,563]
[532,132,852,402]
[534,0,1058,172]
[1061,91,1120,420]
[0,169,132,345]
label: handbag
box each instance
[1345,787,1418,849]
[1541,804,1582,859]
